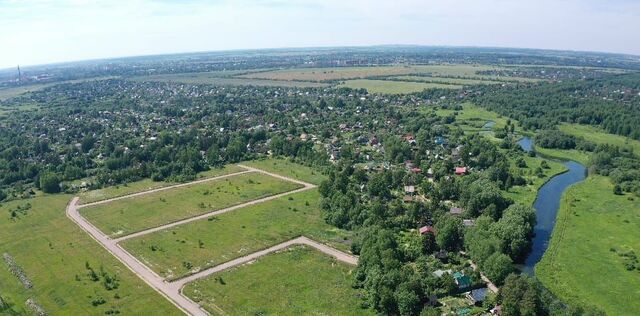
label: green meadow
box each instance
[241,158,327,185]
[183,246,370,316]
[536,176,640,315]
[81,172,301,237]
[78,165,244,204]
[120,189,351,280]
[339,79,460,94]
[0,195,181,315]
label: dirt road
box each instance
[67,164,355,316]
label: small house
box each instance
[455,167,468,175]
[450,207,464,215]
[463,219,476,227]
[435,136,446,145]
[466,288,488,305]
[491,305,502,316]
[403,195,414,203]
[453,272,472,289]
[404,185,415,195]
[419,225,436,235]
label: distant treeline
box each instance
[473,73,640,140]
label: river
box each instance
[517,137,587,275]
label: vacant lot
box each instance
[340,79,460,94]
[241,158,327,185]
[183,246,370,316]
[537,176,640,315]
[78,165,244,204]
[0,195,181,315]
[81,172,301,237]
[121,189,351,280]
[133,72,327,87]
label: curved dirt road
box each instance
[67,165,356,316]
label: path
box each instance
[67,164,355,316]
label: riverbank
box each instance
[536,176,640,315]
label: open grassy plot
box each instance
[241,158,327,185]
[339,79,460,94]
[78,165,244,204]
[120,189,351,280]
[504,155,567,206]
[81,172,302,237]
[133,72,327,88]
[434,102,520,135]
[535,147,591,165]
[560,123,640,155]
[390,75,503,85]
[0,195,181,315]
[240,65,504,82]
[536,176,640,315]
[0,84,57,100]
[183,245,370,316]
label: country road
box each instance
[66,164,356,316]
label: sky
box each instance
[1,0,640,69]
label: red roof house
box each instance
[455,167,468,175]
[419,226,437,235]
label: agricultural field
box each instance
[0,195,181,315]
[78,165,244,204]
[559,123,640,155]
[390,75,504,85]
[339,79,460,94]
[120,189,352,280]
[240,64,505,82]
[132,72,327,88]
[80,172,302,237]
[182,246,370,316]
[0,84,56,100]
[536,176,640,315]
[241,158,327,185]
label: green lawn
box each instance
[536,176,640,315]
[339,79,461,94]
[0,195,181,315]
[78,165,244,204]
[241,158,327,185]
[81,172,302,237]
[120,189,352,280]
[535,146,591,165]
[560,123,640,155]
[182,245,370,316]
[504,155,567,206]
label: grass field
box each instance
[78,165,244,204]
[241,158,327,185]
[81,172,302,237]
[339,79,460,94]
[536,176,640,315]
[0,195,181,315]
[121,189,351,280]
[133,72,327,88]
[390,75,504,85]
[504,155,567,206]
[0,84,56,100]
[182,245,370,316]
[434,102,520,135]
[240,65,503,82]
[535,146,591,165]
[560,123,640,155]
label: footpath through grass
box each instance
[0,195,181,315]
[78,165,243,204]
[121,189,352,280]
[241,158,327,185]
[183,245,371,316]
[536,176,640,315]
[81,172,301,237]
